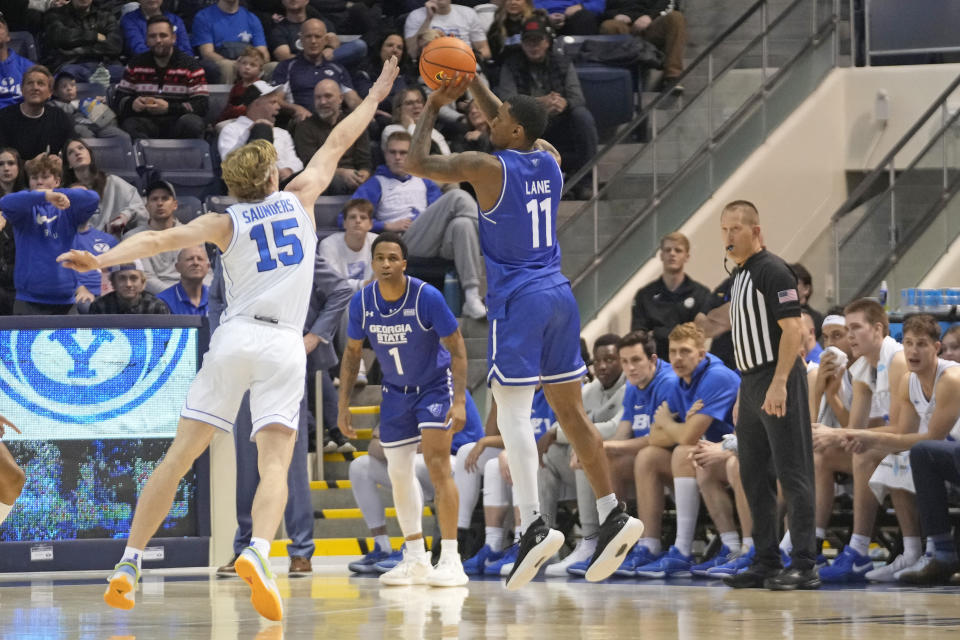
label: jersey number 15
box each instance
[250,219,304,272]
[526,198,553,249]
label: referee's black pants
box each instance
[737,359,816,571]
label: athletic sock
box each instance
[596,493,618,524]
[849,533,870,557]
[815,527,826,540]
[742,537,754,553]
[440,539,459,559]
[720,531,740,553]
[485,526,504,552]
[673,477,700,556]
[374,535,391,553]
[640,537,662,555]
[250,537,271,560]
[463,286,482,304]
[903,536,922,560]
[517,504,541,533]
[0,502,12,528]
[514,526,522,544]
[121,546,144,571]
[779,531,793,554]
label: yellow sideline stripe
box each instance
[323,451,368,462]
[348,405,380,415]
[316,507,433,520]
[270,536,433,557]
[309,480,352,490]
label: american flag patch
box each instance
[778,289,799,303]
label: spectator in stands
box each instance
[309,0,381,37]
[381,87,452,156]
[538,334,628,576]
[71,215,116,307]
[292,79,371,193]
[50,72,130,141]
[352,130,486,319]
[157,246,210,315]
[318,198,375,293]
[218,81,303,183]
[61,139,147,235]
[801,310,822,365]
[535,0,602,35]
[488,0,544,61]
[631,232,710,361]
[192,0,269,85]
[0,16,33,110]
[351,32,416,122]
[600,0,688,91]
[90,262,170,314]
[0,65,74,160]
[405,0,491,61]
[272,19,361,118]
[450,100,492,155]
[123,180,183,294]
[792,263,823,339]
[117,17,209,140]
[0,148,24,315]
[216,46,265,123]
[497,16,598,199]
[631,323,739,578]
[0,153,99,315]
[942,325,960,363]
[0,148,25,196]
[44,0,124,83]
[120,0,192,58]
[269,0,367,67]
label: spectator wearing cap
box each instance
[218,81,304,183]
[0,15,33,109]
[157,245,210,315]
[272,19,361,118]
[535,0,603,35]
[89,261,170,314]
[123,181,184,294]
[116,16,209,140]
[43,0,124,83]
[192,0,269,85]
[0,153,99,315]
[0,65,75,160]
[497,15,598,199]
[600,0,688,90]
[292,79,371,194]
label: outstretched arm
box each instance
[285,57,399,217]
[468,77,561,166]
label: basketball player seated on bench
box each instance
[629,323,740,579]
[842,314,960,584]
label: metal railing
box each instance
[559,0,840,322]
[829,72,960,304]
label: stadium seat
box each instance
[81,137,140,188]
[9,31,38,62]
[314,195,350,228]
[135,139,219,199]
[204,194,238,213]
[575,65,635,139]
[75,83,108,102]
[204,84,233,125]
[174,195,204,224]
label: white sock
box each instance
[374,534,391,553]
[815,527,826,540]
[464,286,482,304]
[514,526,522,544]
[640,537,662,555]
[596,493,618,524]
[250,537,271,559]
[849,533,870,556]
[405,537,426,557]
[491,382,540,533]
[720,531,740,552]
[485,526,504,552]
[0,502,12,528]
[780,530,793,553]
[927,536,937,555]
[742,537,754,553]
[441,539,459,559]
[903,536,922,560]
[673,477,700,556]
[121,545,144,570]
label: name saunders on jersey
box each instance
[369,323,413,345]
[241,199,296,224]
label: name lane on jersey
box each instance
[525,180,551,195]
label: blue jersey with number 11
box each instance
[479,149,570,319]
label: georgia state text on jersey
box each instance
[347,276,459,388]
[479,149,569,319]
[220,191,317,331]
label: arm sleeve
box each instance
[631,287,651,331]
[581,0,608,13]
[275,130,304,172]
[420,284,460,338]
[191,11,214,47]
[351,178,384,231]
[0,191,45,223]
[469,11,487,43]
[308,256,352,339]
[694,369,739,423]
[122,14,148,55]
[424,179,444,206]
[347,130,372,172]
[292,119,321,166]
[346,291,365,340]
[248,13,268,48]
[63,188,100,226]
[563,62,586,109]
[217,122,247,159]
[174,15,194,54]
[404,9,426,39]
[496,63,519,101]
[760,261,802,320]
[113,177,149,227]
[45,9,98,49]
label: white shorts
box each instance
[181,318,306,439]
[868,451,915,502]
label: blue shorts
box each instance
[379,376,453,448]
[487,283,587,386]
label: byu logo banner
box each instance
[0,328,197,439]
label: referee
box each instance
[697,200,819,590]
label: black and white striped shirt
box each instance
[728,250,801,374]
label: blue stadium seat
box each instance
[9,32,38,62]
[575,65,634,138]
[135,139,219,199]
[174,195,204,224]
[81,137,139,188]
[314,195,350,228]
[205,84,233,125]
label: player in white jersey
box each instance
[58,58,399,622]
[845,314,960,582]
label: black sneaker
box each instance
[764,566,821,591]
[723,563,781,589]
[584,502,644,582]
[216,553,240,578]
[504,517,564,591]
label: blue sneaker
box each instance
[485,543,518,576]
[373,546,405,574]
[781,548,792,568]
[348,543,392,574]
[691,545,737,577]
[815,553,828,570]
[635,545,694,578]
[613,545,662,577]
[706,546,755,578]
[462,545,504,575]
[566,558,589,576]
[818,545,872,583]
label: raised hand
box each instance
[368,56,400,105]
[56,249,101,273]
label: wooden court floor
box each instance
[2,566,960,640]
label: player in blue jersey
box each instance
[337,232,470,588]
[404,75,643,589]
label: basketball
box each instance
[419,36,477,90]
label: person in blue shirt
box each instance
[192,0,269,85]
[337,231,470,588]
[802,311,823,365]
[404,74,643,589]
[0,17,33,109]
[120,0,192,57]
[157,245,210,316]
[630,322,741,579]
[71,217,117,309]
[272,19,360,114]
[0,153,99,314]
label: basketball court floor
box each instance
[2,564,959,640]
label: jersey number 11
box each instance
[526,198,553,249]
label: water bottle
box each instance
[879,280,888,311]
[90,64,111,89]
[443,271,461,316]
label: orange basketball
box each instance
[419,36,477,90]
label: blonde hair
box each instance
[221,140,277,201]
[668,322,706,349]
[660,231,690,253]
[238,46,267,67]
